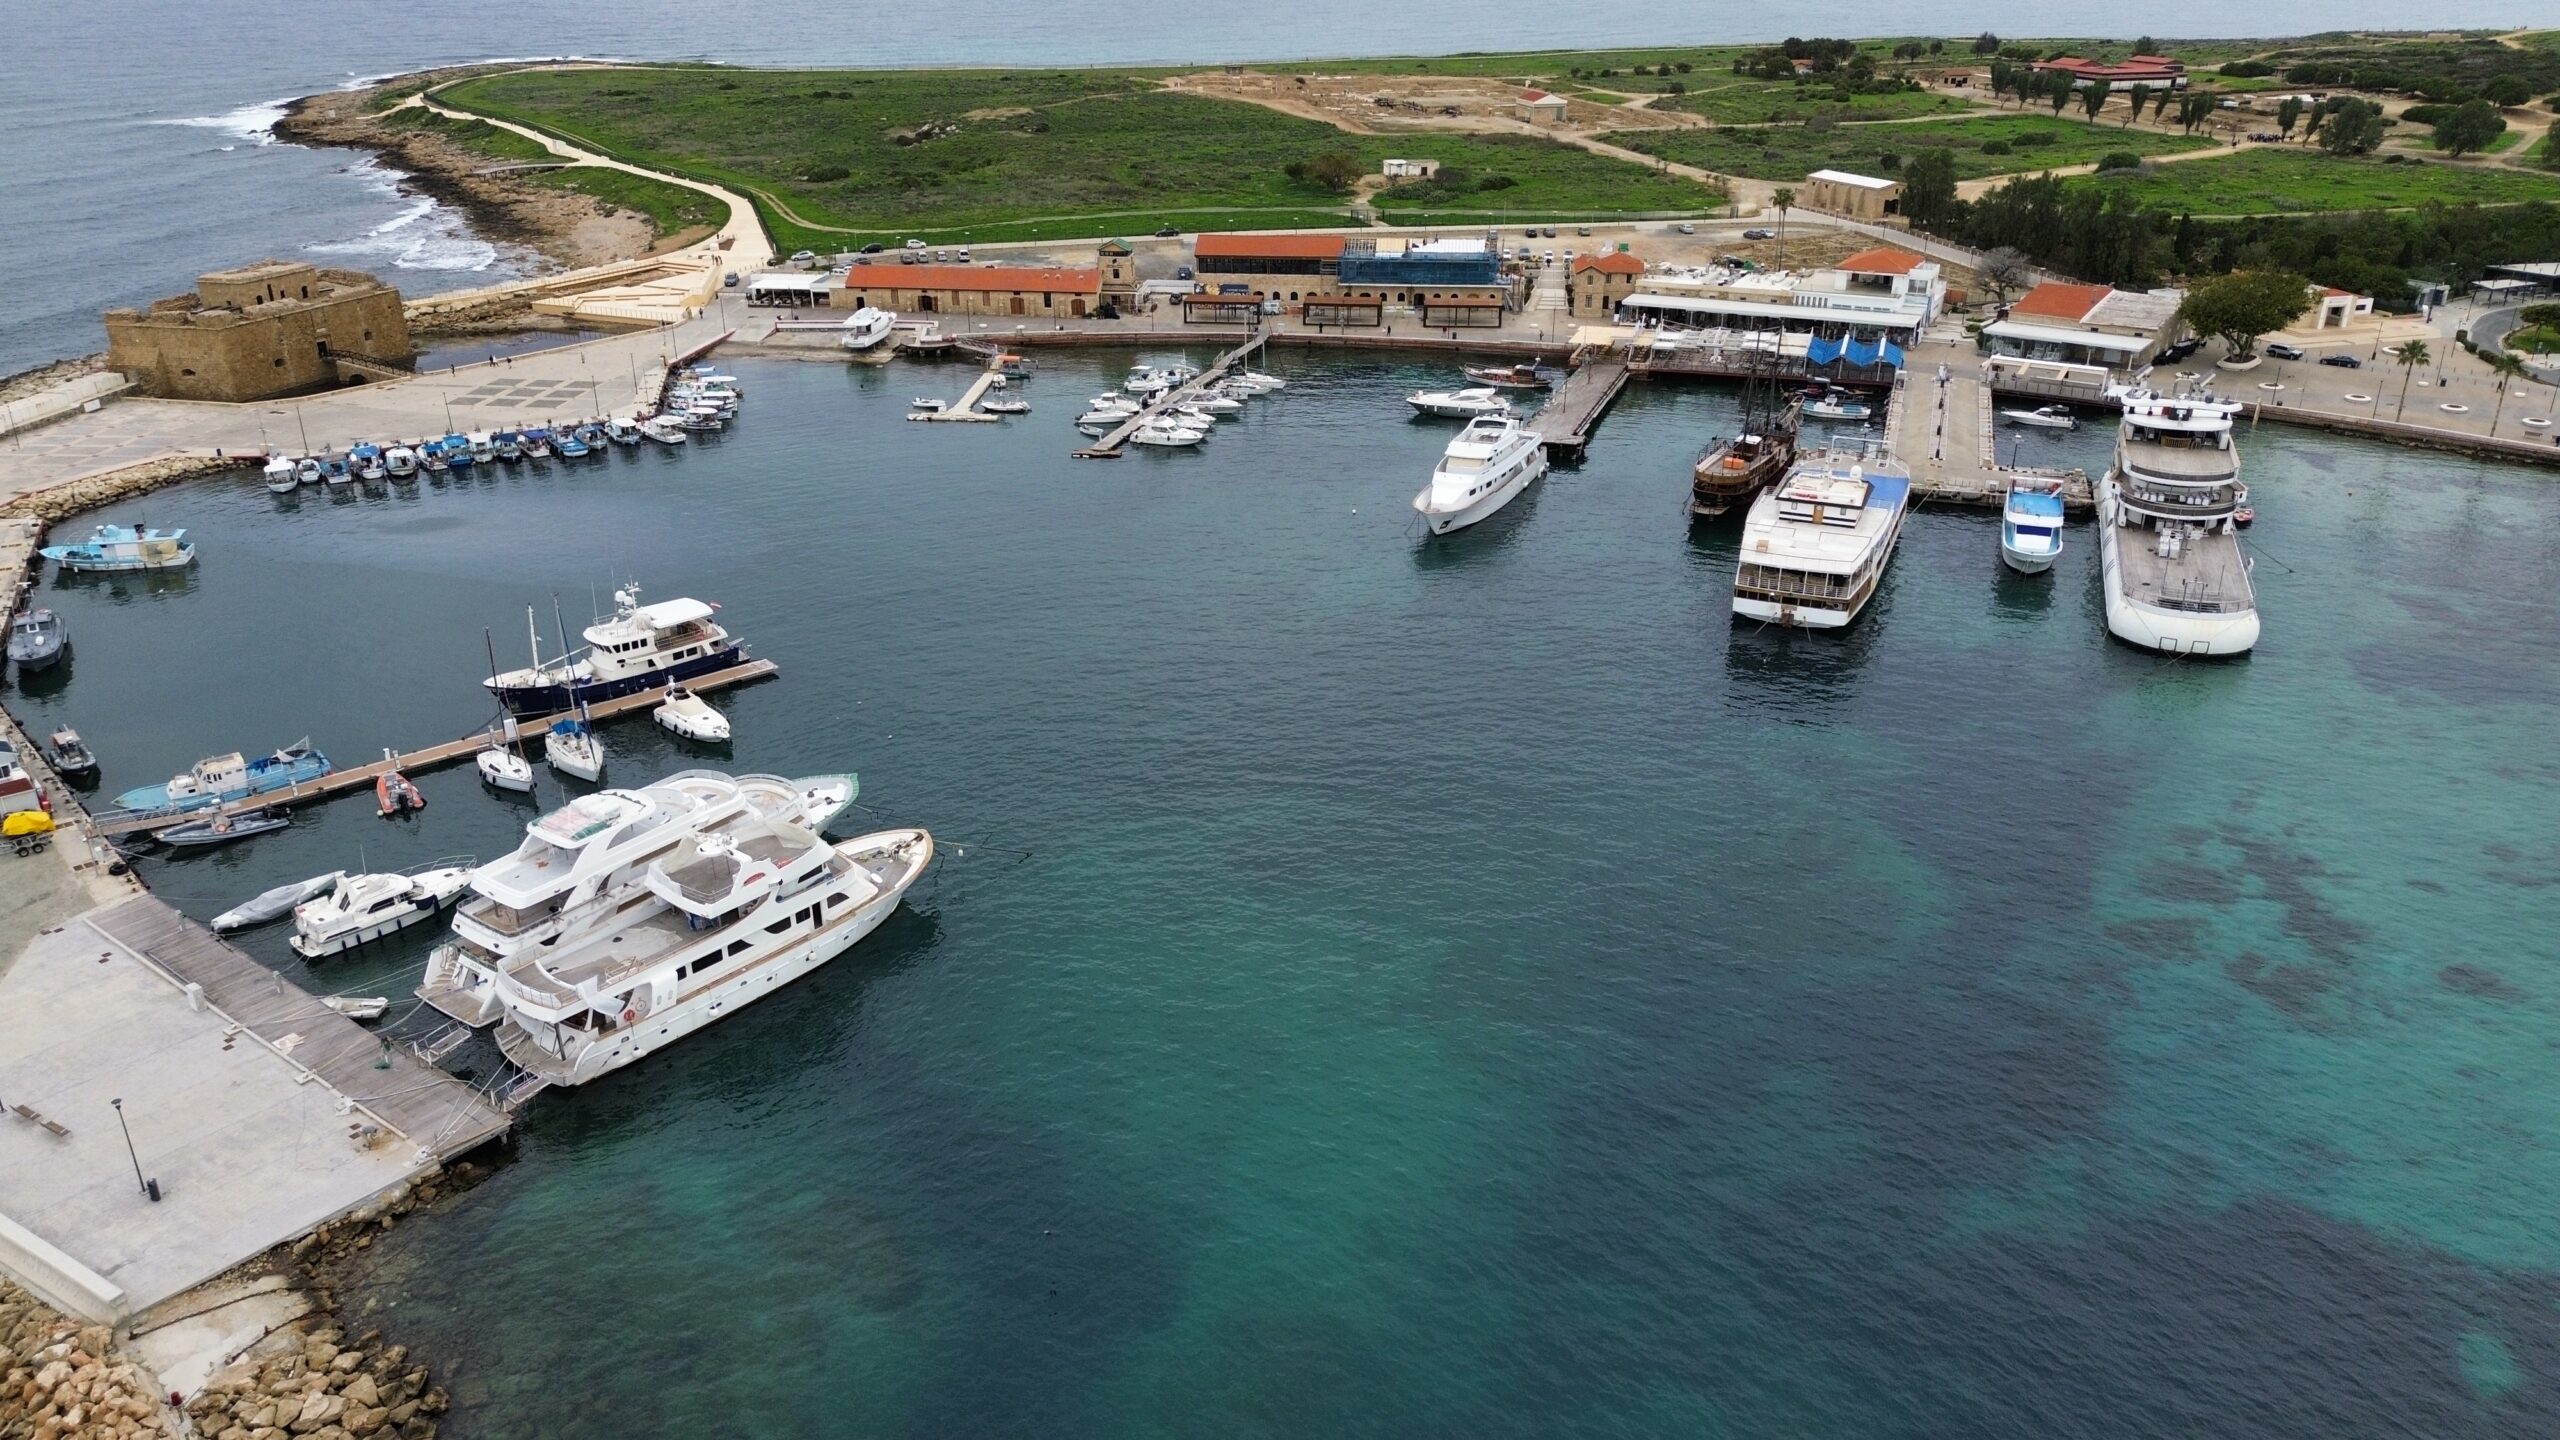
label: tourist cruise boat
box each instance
[1691,361,1801,519]
[1730,447,1912,629]
[490,823,932,1088]
[484,585,745,716]
[416,770,856,1026]
[1999,476,2069,575]
[113,739,329,814]
[1412,413,1549,536]
[39,524,196,573]
[839,307,898,351]
[2096,385,2259,656]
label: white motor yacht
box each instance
[491,826,932,1088]
[1412,414,1549,535]
[1229,371,1286,393]
[290,863,474,958]
[1730,447,1913,629]
[2096,384,2258,656]
[1999,476,2069,575]
[486,586,744,716]
[1406,386,1511,419]
[654,686,731,742]
[1187,392,1244,414]
[1129,421,1206,448]
[416,770,856,1026]
[839,306,898,351]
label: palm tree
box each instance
[2487,352,2530,434]
[1771,186,1795,266]
[2391,338,2430,421]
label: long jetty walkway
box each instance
[1525,354,1632,453]
[1074,333,1269,458]
[91,659,779,838]
[1892,351,2092,513]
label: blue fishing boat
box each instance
[576,422,610,454]
[351,443,387,482]
[555,428,590,459]
[39,524,196,573]
[441,433,475,469]
[523,427,555,459]
[495,431,524,462]
[114,739,330,815]
[419,438,451,472]
[321,455,353,487]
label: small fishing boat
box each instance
[352,444,387,482]
[2001,405,2078,430]
[577,422,611,453]
[376,762,426,818]
[7,608,65,671]
[494,431,524,463]
[157,806,292,849]
[468,432,498,464]
[654,685,732,743]
[1999,475,2069,575]
[115,739,327,814]
[321,996,390,1022]
[321,455,353,487]
[1801,391,1872,422]
[477,739,535,793]
[264,457,300,493]
[555,428,590,459]
[385,444,420,478]
[1464,362,1549,389]
[1406,387,1511,419]
[442,433,477,469]
[983,399,1031,415]
[523,427,555,459]
[639,416,688,446]
[289,863,473,959]
[911,396,946,412]
[605,417,643,446]
[44,727,98,780]
[544,713,604,782]
[418,439,451,473]
[212,869,346,932]
[43,525,197,574]
[294,456,325,486]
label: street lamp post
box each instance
[111,1098,159,1202]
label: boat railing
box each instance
[1736,562,1854,602]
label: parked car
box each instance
[723,272,740,288]
[1742,228,1776,240]
[2264,342,2306,360]
[903,238,926,250]
[790,249,817,264]
[2155,337,2202,363]
[931,249,947,262]
[1676,222,1696,235]
[2319,353,2363,368]
[1175,266,1193,280]
[860,241,884,254]
[1542,250,1555,266]
[1576,225,1591,236]
[1156,224,1181,237]
[956,248,971,262]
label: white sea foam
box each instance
[157,97,296,145]
[306,165,501,274]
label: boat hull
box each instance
[488,646,746,717]
[1999,539,2058,575]
[115,757,331,814]
[1416,450,1547,536]
[291,895,452,959]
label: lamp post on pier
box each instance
[111,1098,159,1202]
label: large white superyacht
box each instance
[2095,383,2259,656]
[1730,445,1913,629]
[1412,413,1549,535]
[416,770,855,1025]
[492,823,933,1088]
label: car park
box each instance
[2319,353,2363,368]
[2265,342,2306,360]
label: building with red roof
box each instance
[841,259,1103,319]
[1570,250,1647,318]
[2031,54,2188,92]
[1985,280,2188,367]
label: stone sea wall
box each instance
[1,457,250,524]
[0,1282,179,1440]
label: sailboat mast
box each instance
[526,605,542,670]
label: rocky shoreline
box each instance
[275,71,656,275]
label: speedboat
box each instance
[1464,362,1549,389]
[841,306,899,351]
[556,429,590,459]
[1730,447,1913,629]
[983,399,1031,415]
[264,457,300,492]
[157,806,291,849]
[44,727,98,780]
[7,608,65,671]
[1801,392,1872,422]
[486,584,745,716]
[1412,414,1549,536]
[639,416,688,445]
[1128,421,1205,448]
[290,863,474,958]
[1186,392,1243,414]
[385,444,420,477]
[477,737,535,793]
[495,431,524,462]
[1228,370,1286,393]
[40,524,196,573]
[545,714,605,781]
[212,869,345,933]
[2001,405,2078,430]
[1168,403,1223,426]
[1999,475,2069,575]
[605,417,643,446]
[911,396,946,412]
[1406,386,1510,419]
[114,740,329,815]
[352,444,387,482]
[654,686,732,743]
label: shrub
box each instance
[2010,130,2055,149]
[1979,139,2012,155]
[801,164,851,183]
[1476,174,1517,191]
[2097,151,2143,173]
[2219,60,2275,78]
[2401,104,2449,126]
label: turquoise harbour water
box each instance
[12,351,2560,1436]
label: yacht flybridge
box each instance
[1730,447,1913,629]
[2096,384,2259,656]
[416,769,856,1026]
[491,825,932,1087]
[484,586,745,716]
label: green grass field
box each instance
[525,168,728,239]
[2402,128,2524,154]
[439,67,1723,249]
[1616,112,2214,181]
[2067,145,2560,213]
[1655,79,1976,124]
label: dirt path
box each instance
[1952,139,2248,198]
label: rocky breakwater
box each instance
[2,456,250,524]
[184,1329,445,1440]
[0,1279,180,1440]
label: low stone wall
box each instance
[0,1277,180,1439]
[2246,403,2560,471]
[0,456,252,524]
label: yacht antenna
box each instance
[552,594,574,663]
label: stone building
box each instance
[1800,170,1901,222]
[1568,250,1645,320]
[839,262,1102,318]
[1097,238,1140,309]
[103,261,412,402]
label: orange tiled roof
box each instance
[844,263,1100,293]
[1194,233,1347,261]
[1838,246,1925,276]
[1573,251,1645,275]
[2010,280,2114,321]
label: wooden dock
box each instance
[1525,355,1631,452]
[1074,333,1269,458]
[84,895,511,1160]
[93,659,779,838]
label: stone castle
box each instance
[104,261,412,403]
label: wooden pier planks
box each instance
[84,896,510,1160]
[1073,332,1270,458]
[93,659,780,837]
[1525,356,1631,451]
